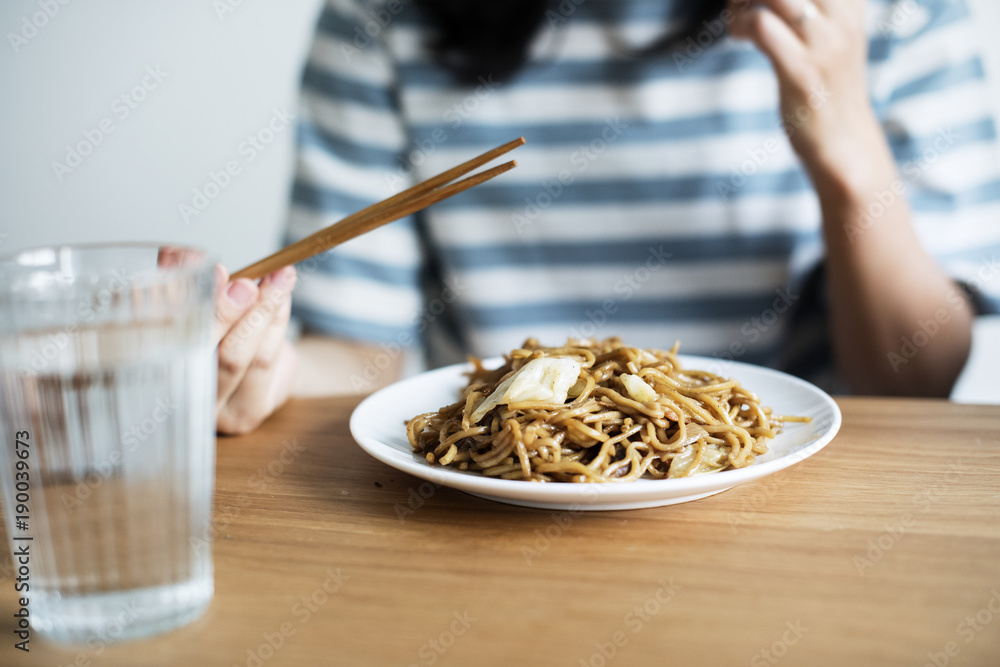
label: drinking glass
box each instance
[0,244,217,643]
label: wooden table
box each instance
[3,396,999,666]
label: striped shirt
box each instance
[287,0,1000,390]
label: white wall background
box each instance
[1,0,999,270]
[0,0,323,270]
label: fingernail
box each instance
[226,279,257,308]
[272,266,297,291]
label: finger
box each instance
[216,267,297,433]
[233,271,295,391]
[157,247,183,268]
[212,265,259,345]
[730,7,815,90]
[742,0,824,39]
[157,246,205,268]
[216,266,296,414]
[217,340,298,435]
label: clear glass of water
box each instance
[0,244,217,643]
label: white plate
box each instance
[350,356,842,510]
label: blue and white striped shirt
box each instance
[287,0,1000,389]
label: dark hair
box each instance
[414,0,729,85]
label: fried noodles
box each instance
[406,338,810,482]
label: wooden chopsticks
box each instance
[230,137,526,280]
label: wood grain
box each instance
[2,397,999,666]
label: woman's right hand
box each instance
[212,264,299,434]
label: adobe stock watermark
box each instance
[707,287,799,377]
[886,306,957,373]
[16,268,135,377]
[965,253,1000,291]
[225,278,296,355]
[561,244,673,341]
[578,578,681,667]
[60,397,180,512]
[853,463,962,575]
[725,414,820,533]
[51,65,169,183]
[236,567,350,667]
[521,491,601,565]
[393,479,443,523]
[521,510,582,565]
[543,0,588,30]
[348,276,468,394]
[750,620,809,666]
[726,470,787,533]
[844,125,960,243]
[7,0,73,54]
[339,0,412,62]
[672,0,750,72]
[716,85,832,202]
[55,599,145,664]
[191,438,304,554]
[247,438,306,492]
[406,610,477,667]
[921,588,1000,667]
[876,0,923,38]
[88,599,143,648]
[887,253,1000,373]
[384,74,500,194]
[213,0,247,21]
[179,107,295,224]
[511,116,629,233]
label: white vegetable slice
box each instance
[668,443,728,478]
[469,357,582,424]
[620,373,657,403]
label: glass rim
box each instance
[0,242,217,280]
[0,242,218,332]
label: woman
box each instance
[214,0,1000,432]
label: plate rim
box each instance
[349,354,842,509]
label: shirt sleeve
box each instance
[867,0,1000,313]
[287,0,424,345]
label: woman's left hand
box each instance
[728,0,884,185]
[730,1,975,397]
